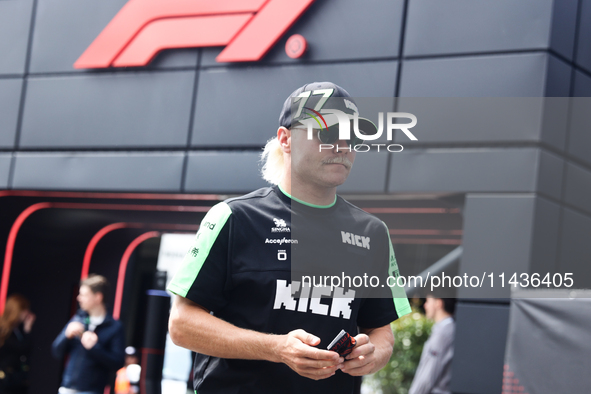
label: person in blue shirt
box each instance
[52,274,125,394]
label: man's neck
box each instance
[280,177,337,207]
[434,310,451,324]
[87,304,106,318]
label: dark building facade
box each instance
[1,0,591,392]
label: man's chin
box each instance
[320,173,350,188]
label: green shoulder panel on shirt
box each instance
[167,202,232,298]
[383,221,412,318]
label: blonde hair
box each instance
[261,136,284,185]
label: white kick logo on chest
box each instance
[273,280,354,319]
[341,231,370,250]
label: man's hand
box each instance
[80,331,98,350]
[23,312,36,333]
[65,322,85,339]
[341,333,377,376]
[275,329,344,380]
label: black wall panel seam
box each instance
[197,57,400,71]
[572,0,585,76]
[556,0,581,271]
[386,0,410,194]
[9,0,38,189]
[516,191,591,223]
[387,142,576,168]
[401,48,548,62]
[181,52,202,193]
[20,58,403,78]
[25,67,199,78]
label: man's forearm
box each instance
[361,325,394,372]
[169,295,281,362]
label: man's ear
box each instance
[277,127,291,153]
[435,298,444,311]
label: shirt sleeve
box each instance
[408,322,455,394]
[167,202,232,312]
[357,222,411,328]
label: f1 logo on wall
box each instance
[74,0,315,69]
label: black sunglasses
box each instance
[296,121,364,147]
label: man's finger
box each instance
[296,356,344,369]
[343,354,376,371]
[291,330,321,346]
[352,334,370,347]
[345,342,375,360]
[299,365,340,378]
[300,346,340,362]
[342,360,376,377]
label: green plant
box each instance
[362,306,432,394]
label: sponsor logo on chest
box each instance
[341,231,370,250]
[271,217,291,233]
[273,280,354,320]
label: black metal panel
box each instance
[387,148,540,194]
[0,78,22,148]
[544,54,572,97]
[0,154,11,188]
[559,208,591,289]
[192,61,398,147]
[549,0,579,61]
[0,0,33,75]
[404,0,554,57]
[395,97,566,146]
[537,150,564,201]
[201,0,403,66]
[12,152,185,192]
[29,0,198,74]
[184,151,267,193]
[450,302,510,394]
[530,197,561,275]
[459,195,536,299]
[568,71,591,167]
[20,71,195,148]
[564,162,591,215]
[575,0,591,73]
[400,53,548,97]
[29,0,127,73]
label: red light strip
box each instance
[389,238,462,245]
[389,229,463,236]
[81,223,135,280]
[0,190,220,200]
[364,208,461,214]
[81,222,199,281]
[0,203,52,314]
[113,231,161,320]
[1,202,205,314]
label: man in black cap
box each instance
[168,82,411,393]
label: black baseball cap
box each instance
[278,82,377,135]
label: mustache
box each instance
[322,156,353,169]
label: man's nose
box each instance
[333,139,353,153]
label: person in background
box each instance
[408,296,457,394]
[115,346,141,394]
[0,294,36,394]
[52,274,125,394]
